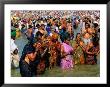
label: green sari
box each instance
[70,40,84,65]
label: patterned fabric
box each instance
[86,47,96,65]
[86,55,96,64]
[74,46,84,65]
[61,43,74,69]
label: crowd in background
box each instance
[11,10,100,77]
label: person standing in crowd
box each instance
[92,32,100,64]
[11,32,20,68]
[72,16,79,40]
[73,33,85,65]
[60,37,74,71]
[67,21,74,40]
[11,10,100,77]
[19,48,37,77]
[85,41,99,65]
[80,39,99,65]
[81,23,94,45]
[25,25,34,43]
[46,23,51,36]
[59,27,70,43]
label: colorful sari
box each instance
[85,47,96,65]
[61,43,74,69]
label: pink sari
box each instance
[61,43,74,69]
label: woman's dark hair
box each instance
[28,25,33,29]
[73,18,76,20]
[11,36,16,40]
[98,28,100,32]
[21,43,35,60]
[89,20,91,23]
[13,49,18,55]
[40,17,43,20]
[78,19,80,22]
[11,21,13,26]
[85,23,90,28]
[14,23,19,28]
[93,23,98,28]
[21,24,25,28]
[55,23,59,27]
[96,16,99,20]
[92,33,99,47]
[35,31,43,38]
[62,27,66,32]
[64,32,70,41]
[36,24,40,28]
[11,29,14,32]
[76,33,80,38]
[46,23,49,26]
[73,24,77,29]
[76,33,81,43]
[53,18,56,21]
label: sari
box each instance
[61,43,74,69]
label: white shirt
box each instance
[49,32,53,36]
[55,27,59,33]
[33,28,38,37]
[11,39,18,54]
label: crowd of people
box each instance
[11,10,100,77]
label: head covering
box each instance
[28,25,33,29]
[52,32,58,40]
[11,30,16,37]
[26,50,34,54]
[26,46,35,54]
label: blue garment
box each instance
[21,27,27,34]
[72,16,76,25]
[59,29,70,42]
[21,42,35,60]
[59,29,63,35]
[46,26,51,35]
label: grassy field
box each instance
[11,64,100,77]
